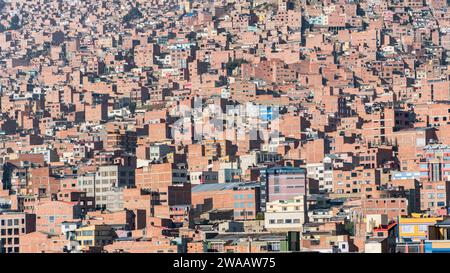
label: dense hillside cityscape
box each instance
[0,0,450,254]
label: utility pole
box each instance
[93,173,96,210]
[47,175,50,199]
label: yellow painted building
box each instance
[75,225,116,251]
[183,0,192,13]
[257,13,266,22]
[398,214,444,243]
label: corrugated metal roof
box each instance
[192,182,259,193]
[265,166,306,174]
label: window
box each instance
[268,242,280,252]
[82,230,94,236]
[401,225,414,233]
[418,225,428,232]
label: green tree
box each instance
[344,222,354,236]
[255,212,264,220]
